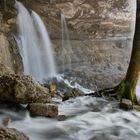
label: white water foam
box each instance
[56,75,94,94]
[8,96,140,140]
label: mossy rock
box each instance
[0,74,51,104]
[63,88,84,101]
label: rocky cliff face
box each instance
[22,0,133,89]
[0,0,134,89]
[21,0,132,40]
[0,0,23,74]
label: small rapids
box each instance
[55,74,94,94]
[0,96,138,140]
[0,75,139,140]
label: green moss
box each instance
[117,81,139,105]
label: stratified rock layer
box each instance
[21,0,132,40]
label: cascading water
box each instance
[15,1,57,82]
[31,11,57,79]
[61,13,73,73]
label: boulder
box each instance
[44,81,57,97]
[0,74,51,104]
[119,99,133,110]
[48,82,57,93]
[63,88,84,101]
[27,103,58,117]
[2,117,11,126]
[57,115,66,121]
[134,105,140,111]
[0,126,29,140]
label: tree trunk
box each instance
[118,0,140,105]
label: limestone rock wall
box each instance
[0,0,135,89]
[0,0,23,74]
[20,0,133,40]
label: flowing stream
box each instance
[15,1,57,82]
[2,95,140,140]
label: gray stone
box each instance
[63,88,84,101]
[90,134,122,140]
[57,115,66,121]
[2,117,11,126]
[27,103,58,117]
[119,99,133,110]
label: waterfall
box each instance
[15,1,57,82]
[31,11,57,79]
[61,13,72,73]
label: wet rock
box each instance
[0,74,51,104]
[91,106,101,112]
[49,83,56,93]
[0,126,29,140]
[57,115,66,121]
[2,117,11,126]
[27,103,58,117]
[90,134,121,140]
[62,88,84,101]
[133,105,140,111]
[46,81,57,97]
[119,99,133,110]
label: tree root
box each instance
[86,86,118,99]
